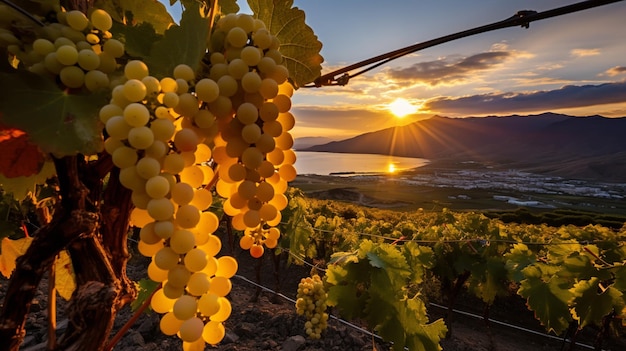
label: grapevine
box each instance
[295,274,329,339]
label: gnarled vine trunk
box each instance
[0,155,137,351]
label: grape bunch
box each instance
[207,13,297,258]
[0,6,120,91]
[295,275,329,339]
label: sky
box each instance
[162,0,626,139]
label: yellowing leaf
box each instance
[0,236,33,278]
[55,250,76,300]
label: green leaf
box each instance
[145,1,210,78]
[132,278,160,311]
[570,278,624,329]
[469,256,507,304]
[405,319,448,351]
[505,243,536,282]
[0,161,56,200]
[518,275,573,334]
[612,262,626,290]
[0,71,106,156]
[249,0,324,88]
[95,0,174,34]
[218,0,240,15]
[402,242,434,284]
[112,21,161,59]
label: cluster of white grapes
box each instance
[208,13,297,259]
[295,275,329,339]
[0,6,119,91]
[101,58,237,349]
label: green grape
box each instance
[196,213,219,236]
[208,276,232,297]
[118,166,145,192]
[190,188,212,211]
[236,102,258,125]
[65,10,89,31]
[128,126,154,149]
[43,52,63,74]
[170,229,196,254]
[277,111,296,131]
[90,9,113,31]
[139,222,161,245]
[259,78,278,99]
[176,78,189,94]
[257,57,276,74]
[124,59,149,79]
[215,256,238,278]
[77,49,100,70]
[262,120,282,137]
[142,76,161,96]
[252,29,272,49]
[147,197,175,220]
[33,38,55,56]
[151,287,175,313]
[159,77,177,92]
[97,52,116,73]
[209,297,231,322]
[123,79,147,102]
[171,182,194,205]
[103,136,123,154]
[151,118,176,142]
[105,116,132,139]
[162,91,179,108]
[209,96,233,119]
[259,203,278,221]
[226,163,246,182]
[255,182,274,202]
[135,157,161,179]
[154,220,175,239]
[54,37,75,49]
[131,190,151,209]
[111,146,138,169]
[227,58,248,79]
[217,75,237,97]
[111,85,131,107]
[147,260,169,283]
[59,66,84,88]
[174,93,199,117]
[226,27,248,48]
[176,204,201,229]
[174,64,195,82]
[235,13,254,33]
[144,175,170,200]
[193,109,215,129]
[198,293,220,317]
[240,46,261,66]
[237,180,256,200]
[154,246,180,270]
[179,317,204,342]
[187,272,210,296]
[184,248,208,272]
[259,102,279,122]
[84,70,109,92]
[240,124,261,144]
[202,320,225,345]
[243,210,260,227]
[241,71,262,93]
[296,275,328,339]
[275,132,294,150]
[241,147,263,170]
[195,78,219,103]
[279,164,297,182]
[255,134,276,154]
[179,166,205,188]
[173,295,198,320]
[160,312,183,336]
[123,103,150,127]
[257,161,275,178]
[174,128,199,153]
[168,264,192,288]
[162,153,185,174]
[163,281,185,299]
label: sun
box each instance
[388,98,417,118]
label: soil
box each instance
[3,236,625,351]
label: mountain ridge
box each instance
[302,113,626,182]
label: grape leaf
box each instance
[112,21,161,59]
[518,275,573,334]
[132,278,160,311]
[570,278,624,329]
[0,70,106,156]
[145,1,210,79]
[249,0,324,88]
[613,262,626,290]
[94,0,174,34]
[0,161,56,200]
[55,250,76,301]
[0,125,46,178]
[0,236,33,278]
[505,243,536,282]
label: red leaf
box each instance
[0,123,46,178]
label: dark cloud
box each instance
[422,81,626,115]
[387,51,511,85]
[605,66,626,76]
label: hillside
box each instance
[303,113,626,182]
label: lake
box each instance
[293,151,429,176]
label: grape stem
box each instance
[0,0,45,26]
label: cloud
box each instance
[604,66,626,76]
[421,80,626,115]
[570,48,600,57]
[386,51,512,86]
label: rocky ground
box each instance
[3,239,625,351]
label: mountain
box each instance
[303,113,626,181]
[293,136,339,150]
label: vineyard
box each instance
[0,0,625,351]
